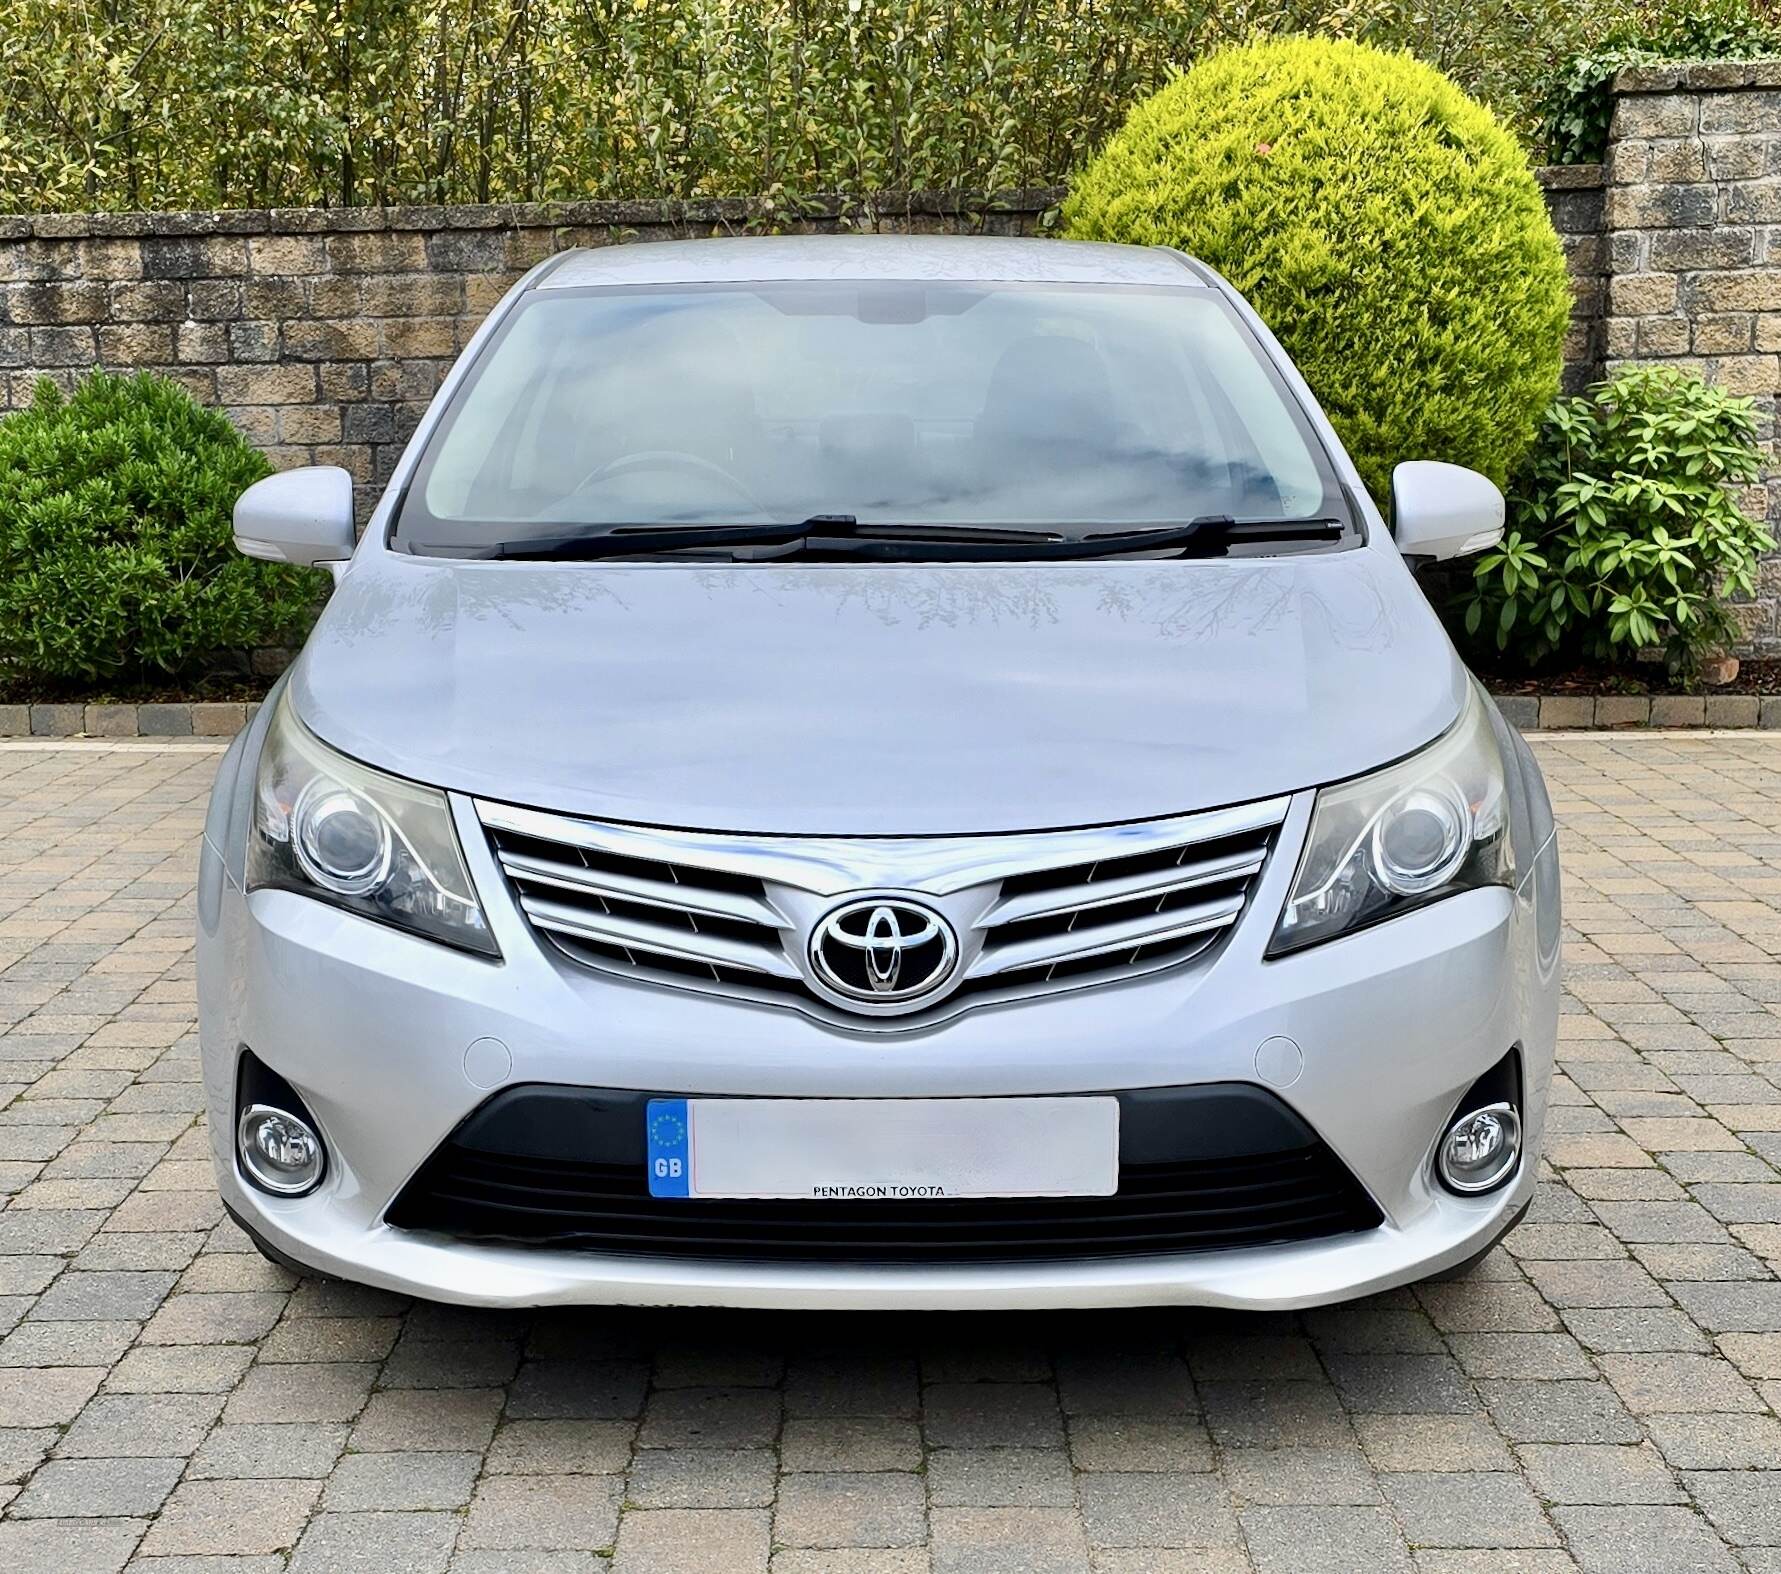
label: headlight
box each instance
[247,694,499,956]
[1269,685,1513,954]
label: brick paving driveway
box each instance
[1,732,1779,1574]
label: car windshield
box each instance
[396,279,1350,556]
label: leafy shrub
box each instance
[1540,0,1781,163]
[0,0,1629,213]
[0,372,324,685]
[1457,368,1772,673]
[1062,36,1573,505]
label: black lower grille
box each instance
[386,1084,1382,1265]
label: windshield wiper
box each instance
[486,514,1345,563]
[812,517,1347,562]
[490,516,862,561]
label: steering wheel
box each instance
[573,449,769,516]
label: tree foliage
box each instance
[1458,368,1773,674]
[0,372,324,684]
[1539,0,1781,164]
[0,0,1633,213]
[1062,36,1573,505]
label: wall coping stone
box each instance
[0,187,1067,242]
[4,695,1777,739]
[1614,58,1781,93]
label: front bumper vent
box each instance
[386,1084,1384,1264]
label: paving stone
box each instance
[636,1385,780,1448]
[289,1509,461,1574]
[1240,1505,1413,1574]
[0,1517,145,1574]
[1684,1470,1781,1545]
[626,1447,772,1508]
[1224,1445,1382,1504]
[612,1508,770,1573]
[1599,1352,1767,1413]
[1352,1414,1515,1473]
[1075,1471,1242,1547]
[29,1269,175,1321]
[9,1454,184,1517]
[186,1421,348,1479]
[1381,1471,1559,1548]
[781,1416,921,1472]
[1198,1380,1352,1447]
[486,1418,634,1476]
[775,1471,927,1547]
[928,1447,1075,1506]
[930,1507,1091,1574]
[770,1553,927,1574]
[460,1475,623,1550]
[223,1360,377,1423]
[450,1554,608,1574]
[1517,1442,1685,1504]
[350,1386,502,1450]
[141,1479,321,1556]
[56,1392,223,1456]
[1644,1411,1781,1468]
[1066,1414,1215,1471]
[508,1360,649,1421]
[0,1364,105,1425]
[323,1449,481,1510]
[1479,1379,1645,1443]
[922,1382,1066,1448]
[1324,1353,1476,1414]
[1554,1504,1742,1573]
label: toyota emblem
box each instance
[810,897,959,1008]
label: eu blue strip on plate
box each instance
[646,1098,691,1198]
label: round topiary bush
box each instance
[0,371,324,686]
[1064,37,1573,505]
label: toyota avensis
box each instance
[198,235,1560,1310]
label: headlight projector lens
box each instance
[1438,1101,1521,1194]
[237,1104,326,1196]
[291,778,392,897]
[1370,784,1468,897]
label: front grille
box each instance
[386,1085,1383,1264]
[478,795,1288,1028]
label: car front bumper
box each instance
[198,791,1560,1312]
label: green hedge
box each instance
[1063,37,1573,506]
[0,0,1627,213]
[0,372,324,685]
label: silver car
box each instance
[198,235,1560,1310]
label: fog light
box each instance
[237,1103,325,1196]
[1438,1101,1520,1194]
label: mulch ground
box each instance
[1481,659,1781,698]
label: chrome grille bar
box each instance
[516,893,794,978]
[984,847,1268,928]
[498,849,781,928]
[477,794,1290,1028]
[968,891,1250,979]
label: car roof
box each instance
[537,234,1205,291]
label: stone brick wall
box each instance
[1540,165,1608,393]
[1601,60,1781,651]
[0,191,1060,504]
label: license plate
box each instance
[645,1096,1119,1200]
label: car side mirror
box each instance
[234,466,357,566]
[1391,461,1505,562]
